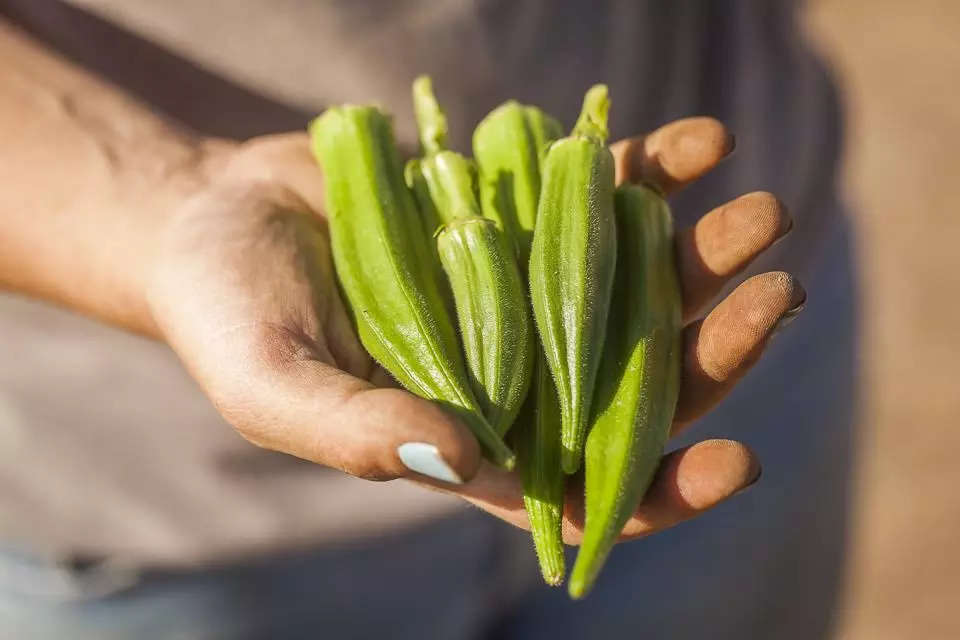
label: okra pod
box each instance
[410,76,534,435]
[309,105,514,470]
[528,84,618,474]
[437,218,534,435]
[568,184,682,599]
[475,98,567,583]
[474,101,563,264]
[512,356,566,585]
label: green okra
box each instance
[309,104,514,470]
[437,218,534,435]
[474,100,563,264]
[405,76,482,228]
[568,184,683,599]
[475,98,567,584]
[528,84,618,474]
[512,354,566,585]
[410,76,534,435]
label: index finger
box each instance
[610,117,735,194]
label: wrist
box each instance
[130,136,240,337]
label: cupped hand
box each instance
[148,119,803,544]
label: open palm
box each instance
[148,119,802,544]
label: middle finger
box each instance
[675,191,793,323]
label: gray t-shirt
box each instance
[0,0,843,566]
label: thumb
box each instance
[217,356,482,484]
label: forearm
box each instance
[0,18,231,336]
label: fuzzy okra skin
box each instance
[567,184,683,599]
[474,101,563,264]
[309,105,515,470]
[528,84,618,474]
[437,218,534,435]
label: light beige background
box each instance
[804,1,960,637]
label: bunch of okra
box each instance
[309,77,681,599]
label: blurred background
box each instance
[804,0,960,637]
[1,0,958,637]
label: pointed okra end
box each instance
[560,446,583,475]
[572,84,610,143]
[541,564,565,587]
[568,538,606,599]
[568,532,613,599]
[495,447,517,471]
[412,75,448,156]
[534,535,566,587]
[567,567,592,600]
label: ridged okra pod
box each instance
[528,85,617,474]
[513,359,566,585]
[408,76,534,435]
[568,184,682,599]
[309,104,514,470]
[475,99,567,583]
[437,218,534,435]
[474,101,563,264]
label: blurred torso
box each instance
[0,0,842,566]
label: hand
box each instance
[147,120,802,544]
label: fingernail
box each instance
[735,465,762,496]
[397,442,463,484]
[771,214,794,247]
[772,289,807,337]
[725,132,737,156]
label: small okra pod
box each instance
[528,84,618,474]
[410,76,534,435]
[437,218,534,435]
[474,98,567,584]
[309,104,514,470]
[568,184,683,599]
[512,353,566,585]
[473,101,563,264]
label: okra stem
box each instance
[412,75,448,155]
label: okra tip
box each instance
[496,449,517,471]
[568,545,610,599]
[541,570,563,587]
[567,573,592,600]
[560,445,582,475]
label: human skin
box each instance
[0,19,802,544]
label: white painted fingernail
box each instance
[397,442,463,484]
